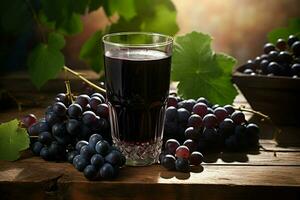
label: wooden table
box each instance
[0,93,299,200]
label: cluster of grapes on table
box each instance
[22,92,126,180]
[242,35,300,77]
[160,95,260,172]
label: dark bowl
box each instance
[232,65,300,126]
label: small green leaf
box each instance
[172,31,238,105]
[109,0,136,21]
[48,32,65,50]
[28,43,65,89]
[57,13,83,35]
[0,119,29,161]
[79,30,104,73]
[268,18,300,43]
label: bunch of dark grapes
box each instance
[163,95,260,154]
[22,92,125,179]
[242,35,300,77]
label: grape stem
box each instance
[63,66,106,94]
[232,106,270,120]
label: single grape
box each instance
[278,51,292,63]
[40,147,52,161]
[52,123,67,137]
[206,107,214,114]
[52,102,67,117]
[38,131,53,145]
[175,145,190,159]
[268,51,279,62]
[245,60,255,70]
[66,119,81,136]
[287,35,299,47]
[165,139,180,155]
[28,123,40,136]
[225,135,238,151]
[99,163,115,179]
[55,93,69,105]
[167,96,178,107]
[189,151,203,166]
[161,154,176,170]
[268,62,284,75]
[259,59,269,74]
[89,96,102,111]
[243,68,253,74]
[292,41,300,56]
[177,108,190,123]
[246,123,260,147]
[32,141,43,155]
[219,118,235,138]
[82,111,98,126]
[91,93,105,103]
[95,140,110,156]
[203,128,218,142]
[80,145,94,160]
[96,104,109,118]
[105,150,123,166]
[75,140,88,151]
[260,54,268,60]
[264,43,276,54]
[73,155,89,172]
[291,63,300,76]
[67,103,82,118]
[214,107,229,123]
[45,112,61,126]
[165,106,178,122]
[187,114,203,128]
[178,99,196,112]
[223,105,235,115]
[175,158,190,172]
[196,97,209,106]
[253,56,261,68]
[91,154,104,168]
[184,127,201,140]
[202,114,217,128]
[83,165,98,180]
[276,38,287,50]
[88,134,103,152]
[67,151,79,164]
[192,103,208,117]
[75,94,90,108]
[21,114,37,128]
[234,124,247,142]
[183,139,198,152]
[231,111,246,124]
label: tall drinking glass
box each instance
[102,32,173,166]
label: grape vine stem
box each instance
[232,106,270,120]
[63,66,106,94]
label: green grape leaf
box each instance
[108,0,136,21]
[28,37,65,89]
[172,32,238,105]
[268,18,300,43]
[57,13,83,35]
[0,119,30,161]
[79,30,104,73]
[48,32,66,50]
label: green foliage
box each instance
[268,18,300,43]
[172,32,238,105]
[0,119,29,161]
[107,0,136,21]
[28,32,65,89]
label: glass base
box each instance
[113,139,162,166]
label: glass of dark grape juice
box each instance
[102,32,173,166]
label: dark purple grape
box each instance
[206,107,214,114]
[183,139,198,152]
[260,54,268,60]
[179,99,196,112]
[177,108,190,123]
[91,93,105,103]
[287,35,299,47]
[276,38,287,50]
[187,114,203,128]
[84,165,98,180]
[105,150,123,166]
[159,151,168,163]
[243,68,253,74]
[253,56,261,68]
[196,97,209,106]
[259,59,269,74]
[189,151,203,166]
[45,112,61,126]
[184,127,201,140]
[231,111,246,124]
[245,60,255,70]
[291,63,300,76]
[67,151,79,164]
[95,140,110,156]
[38,131,52,145]
[82,111,98,126]
[52,102,67,116]
[246,123,260,147]
[219,118,235,137]
[79,125,93,140]
[175,145,190,159]
[264,43,276,54]
[96,103,109,118]
[167,96,178,107]
[214,107,228,123]
[28,123,40,136]
[67,103,82,118]
[193,103,208,117]
[165,106,178,122]
[55,93,69,105]
[202,114,217,128]
[48,141,66,160]
[292,41,300,56]
[161,154,176,170]
[278,51,292,63]
[52,123,67,137]
[267,62,283,75]
[268,50,278,62]
[223,105,235,115]
[40,146,52,160]
[73,155,88,172]
[89,96,102,111]
[225,135,238,151]
[21,114,37,128]
[99,163,115,179]
[88,134,103,151]
[234,124,247,139]
[203,128,218,142]
[165,139,180,155]
[32,141,43,155]
[80,145,93,159]
[175,158,190,172]
[75,94,90,108]
[212,104,220,110]
[91,154,104,168]
[75,140,88,151]
[66,119,81,136]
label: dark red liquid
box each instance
[104,49,171,143]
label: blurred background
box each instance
[64,0,300,69]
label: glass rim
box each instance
[102,32,173,48]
